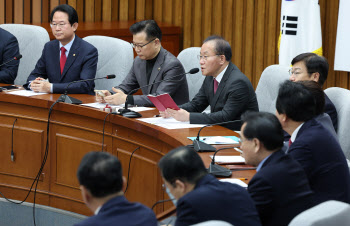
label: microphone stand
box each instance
[57,75,115,104]
[208,147,234,177]
[118,68,199,118]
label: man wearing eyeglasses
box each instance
[161,36,258,130]
[24,4,98,94]
[95,20,189,106]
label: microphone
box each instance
[208,147,234,177]
[0,54,22,67]
[193,119,242,152]
[118,68,199,118]
[57,74,116,104]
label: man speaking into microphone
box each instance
[0,27,20,84]
[96,20,189,107]
[161,36,258,130]
[24,4,98,95]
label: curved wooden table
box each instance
[0,87,255,217]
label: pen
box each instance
[153,114,160,117]
[235,178,248,181]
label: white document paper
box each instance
[6,90,48,96]
[203,136,239,144]
[81,102,153,112]
[137,117,206,129]
[220,178,248,188]
[210,155,245,164]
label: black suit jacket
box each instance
[175,174,261,226]
[180,62,258,130]
[0,28,20,84]
[24,35,98,95]
[248,150,315,226]
[117,47,189,106]
[74,196,157,226]
[289,119,350,204]
[324,93,338,131]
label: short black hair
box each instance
[77,152,123,198]
[296,80,325,116]
[130,20,162,41]
[50,4,78,25]
[241,112,284,151]
[158,146,207,186]
[276,80,316,122]
[203,35,232,61]
[291,52,329,86]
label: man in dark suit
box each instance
[163,36,258,130]
[24,4,98,95]
[96,20,188,106]
[276,80,350,204]
[158,146,261,226]
[75,151,157,226]
[240,112,315,226]
[289,52,337,131]
[0,28,20,84]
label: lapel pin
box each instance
[73,54,76,56]
[158,67,161,71]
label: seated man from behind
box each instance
[24,4,98,94]
[158,146,261,226]
[0,27,20,84]
[240,112,315,226]
[289,52,337,131]
[276,80,350,204]
[96,20,189,106]
[75,151,158,226]
[161,36,258,130]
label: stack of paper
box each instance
[210,155,245,164]
[138,117,206,129]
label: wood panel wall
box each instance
[0,0,349,89]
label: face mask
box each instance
[165,185,177,206]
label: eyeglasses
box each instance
[131,38,156,49]
[50,23,69,29]
[197,55,220,61]
[288,69,304,76]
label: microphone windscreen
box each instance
[15,54,22,60]
[106,74,116,79]
[189,68,200,74]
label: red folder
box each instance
[147,93,180,111]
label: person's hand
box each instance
[31,79,51,93]
[166,108,190,122]
[159,110,171,118]
[103,87,127,105]
[95,90,111,103]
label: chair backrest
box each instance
[288,200,350,226]
[0,24,50,86]
[83,35,133,90]
[191,220,233,226]
[255,64,290,113]
[0,198,87,226]
[177,47,204,100]
[324,87,350,159]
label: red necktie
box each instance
[288,138,292,147]
[60,47,67,74]
[213,78,219,94]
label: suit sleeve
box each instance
[52,46,98,94]
[133,60,186,106]
[248,176,275,225]
[288,146,314,179]
[116,60,142,94]
[189,78,252,124]
[180,78,210,113]
[175,200,198,226]
[23,44,49,89]
[0,34,20,84]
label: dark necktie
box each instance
[288,138,292,147]
[213,78,219,94]
[60,47,67,74]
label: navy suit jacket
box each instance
[175,174,261,226]
[74,196,157,226]
[325,94,338,132]
[0,28,20,84]
[180,62,258,130]
[288,119,350,204]
[24,35,97,95]
[248,150,315,226]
